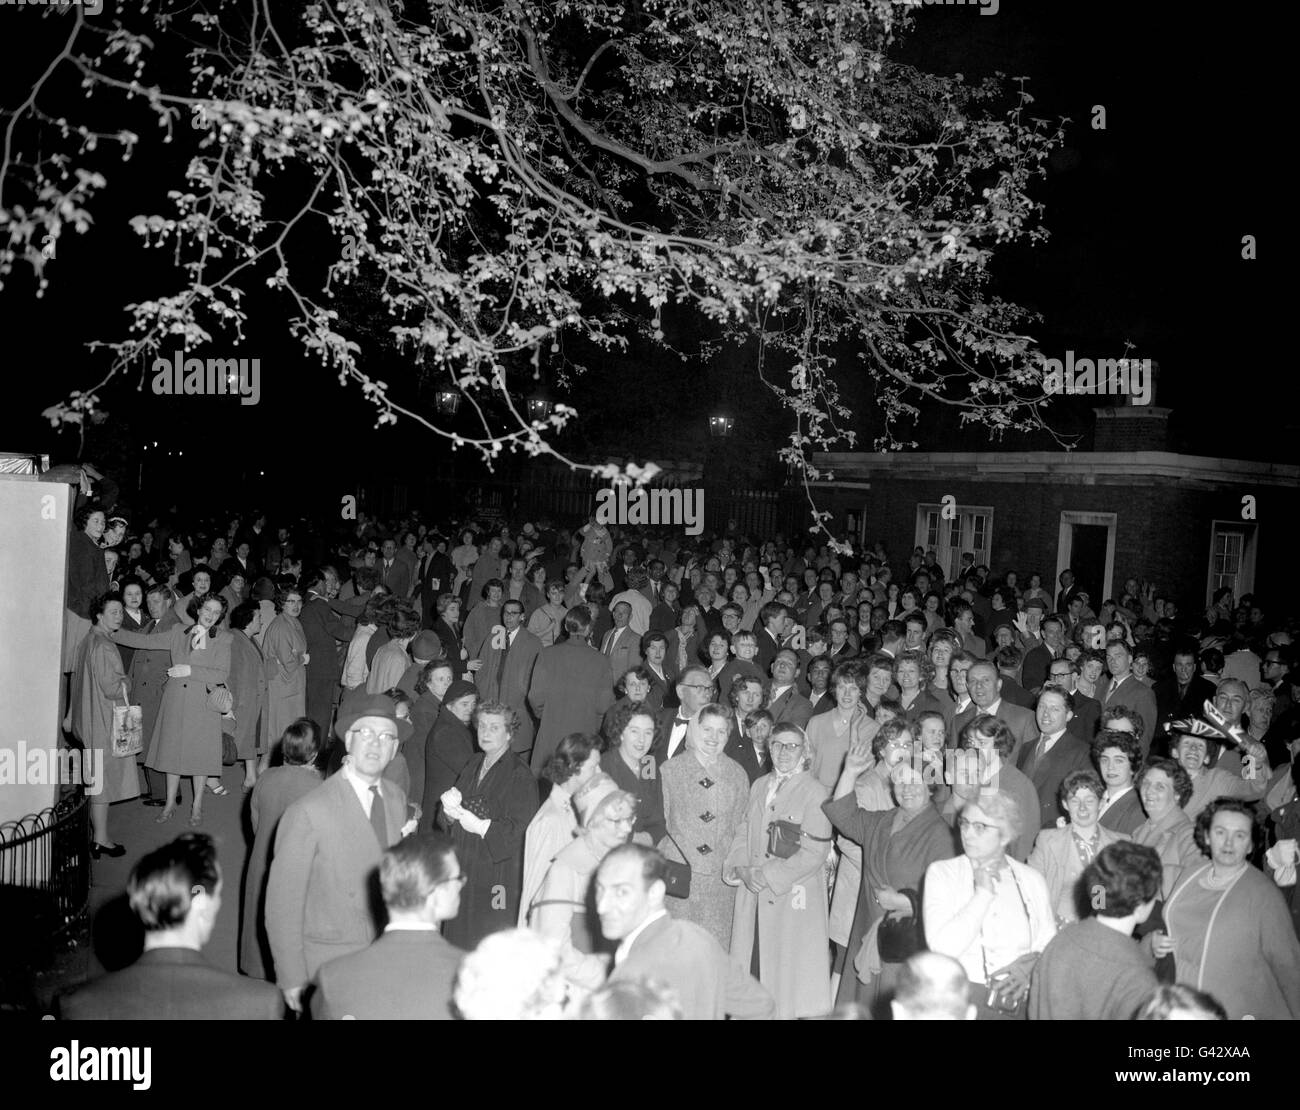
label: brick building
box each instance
[811,404,1299,610]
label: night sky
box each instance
[0,3,1285,493]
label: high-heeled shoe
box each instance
[90,841,126,859]
[155,807,176,824]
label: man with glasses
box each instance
[266,692,409,1014]
[1045,658,1100,743]
[313,834,465,1019]
[655,665,716,765]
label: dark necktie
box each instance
[496,629,512,689]
[369,784,388,848]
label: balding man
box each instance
[891,952,975,1021]
[654,665,715,765]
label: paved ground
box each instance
[29,765,252,1013]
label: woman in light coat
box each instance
[261,585,309,753]
[726,723,833,1018]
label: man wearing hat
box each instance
[265,692,410,1014]
[399,629,444,701]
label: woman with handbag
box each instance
[725,723,834,1018]
[822,731,957,1014]
[923,790,1056,1020]
[111,593,232,826]
[71,592,142,857]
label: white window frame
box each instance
[1206,520,1256,606]
[1055,511,1117,604]
[914,504,994,582]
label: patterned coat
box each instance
[659,750,749,949]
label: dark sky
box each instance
[0,3,1284,489]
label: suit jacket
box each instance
[416,552,454,628]
[754,627,783,675]
[608,913,774,1020]
[1098,788,1146,836]
[378,558,412,598]
[475,627,542,754]
[1100,674,1159,758]
[313,928,462,1020]
[301,595,352,684]
[726,719,771,784]
[1021,644,1055,693]
[265,770,408,988]
[652,708,692,766]
[528,639,615,773]
[599,624,642,682]
[1067,693,1101,743]
[951,699,1037,765]
[767,685,814,730]
[1153,676,1217,731]
[60,947,282,1020]
[649,602,679,634]
[1017,732,1095,830]
[999,676,1034,710]
[807,689,835,719]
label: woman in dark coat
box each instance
[433,594,465,679]
[823,736,958,1015]
[422,680,479,832]
[129,584,180,805]
[64,506,109,674]
[439,700,540,949]
[239,717,322,979]
[600,700,667,845]
[408,660,454,813]
[227,600,268,789]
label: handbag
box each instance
[206,683,233,714]
[111,681,143,758]
[766,818,832,860]
[876,888,924,963]
[660,831,692,899]
[221,731,239,766]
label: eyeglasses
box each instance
[350,726,399,744]
[681,683,716,692]
[768,740,804,754]
[958,817,998,836]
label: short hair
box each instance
[915,709,946,732]
[1135,758,1194,809]
[872,719,912,761]
[89,591,123,622]
[1193,797,1260,856]
[578,978,683,1020]
[744,708,774,734]
[1100,705,1144,737]
[993,645,1024,670]
[480,577,505,600]
[280,717,322,766]
[831,660,867,698]
[902,610,928,632]
[1047,657,1079,678]
[146,582,177,604]
[759,602,789,629]
[966,789,1023,844]
[880,619,906,642]
[435,591,460,616]
[473,700,520,736]
[453,929,565,1021]
[415,658,455,695]
[603,700,657,747]
[927,628,961,651]
[893,648,935,686]
[959,713,1016,759]
[564,605,594,638]
[229,599,260,633]
[1200,647,1225,673]
[1037,685,1076,714]
[640,630,668,654]
[384,598,421,638]
[893,953,972,1020]
[1084,841,1163,918]
[187,591,229,630]
[697,702,731,729]
[545,732,600,784]
[705,629,732,651]
[127,833,220,932]
[1079,648,1107,670]
[1134,984,1227,1021]
[729,675,767,707]
[1091,729,1142,770]
[380,833,458,911]
[501,598,525,618]
[864,651,895,678]
[1059,768,1105,805]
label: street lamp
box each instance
[709,415,734,438]
[527,394,552,422]
[434,388,461,416]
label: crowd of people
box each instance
[56,496,1300,1019]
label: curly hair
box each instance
[893,648,935,687]
[1091,729,1143,771]
[543,732,600,785]
[603,700,657,748]
[1135,758,1194,809]
[473,700,520,737]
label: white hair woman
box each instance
[923,790,1056,1020]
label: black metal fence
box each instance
[0,793,90,1006]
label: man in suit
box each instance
[725,676,771,784]
[805,656,835,718]
[1100,640,1159,758]
[1046,658,1101,742]
[1021,612,1065,692]
[1017,687,1094,830]
[378,538,413,599]
[598,844,774,1019]
[1154,648,1218,732]
[952,602,987,660]
[503,557,545,622]
[994,645,1034,709]
[754,602,789,675]
[612,568,655,635]
[600,600,642,683]
[653,664,716,765]
[475,599,541,758]
[313,833,464,1020]
[1056,568,1080,613]
[266,693,410,1014]
[60,833,282,1020]
[955,660,1037,765]
[767,650,814,729]
[301,566,353,736]
[415,538,454,630]
[230,539,259,583]
[528,606,616,774]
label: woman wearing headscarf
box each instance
[111,592,233,826]
[71,592,142,856]
[725,723,834,1018]
[529,777,636,989]
[261,584,309,757]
